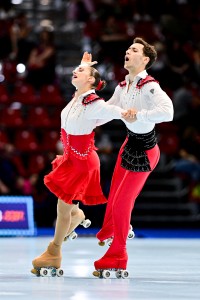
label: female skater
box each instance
[31,58,129,276]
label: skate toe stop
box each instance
[93,270,100,277]
[31,268,39,275]
[98,241,105,246]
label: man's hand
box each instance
[81,51,98,66]
[122,109,137,123]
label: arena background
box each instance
[1,0,200,236]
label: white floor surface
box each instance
[0,237,200,300]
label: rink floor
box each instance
[0,236,200,300]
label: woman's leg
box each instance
[32,199,75,269]
[53,199,75,245]
[64,204,86,238]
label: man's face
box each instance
[124,43,149,71]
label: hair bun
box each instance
[96,80,106,91]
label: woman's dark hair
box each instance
[133,37,157,69]
[90,67,106,91]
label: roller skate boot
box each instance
[64,215,91,242]
[93,252,129,279]
[31,241,64,277]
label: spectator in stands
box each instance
[0,142,35,195]
[0,7,13,60]
[0,179,9,194]
[65,0,95,30]
[98,14,131,64]
[174,126,200,184]
[165,39,191,90]
[26,28,56,90]
[172,78,193,133]
[9,12,34,64]
[95,126,114,196]
[190,46,200,85]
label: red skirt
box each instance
[44,129,107,205]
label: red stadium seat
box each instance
[158,133,179,156]
[0,84,10,104]
[2,60,17,83]
[49,108,61,128]
[28,154,46,175]
[12,83,39,105]
[134,20,159,42]
[0,129,9,149]
[1,106,24,127]
[157,123,179,156]
[41,130,60,151]
[27,106,51,128]
[14,130,38,152]
[40,85,64,105]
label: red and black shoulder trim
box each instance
[82,93,104,106]
[136,75,158,89]
[119,80,126,88]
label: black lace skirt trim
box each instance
[121,128,157,172]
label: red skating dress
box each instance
[43,90,123,205]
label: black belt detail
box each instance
[121,128,157,172]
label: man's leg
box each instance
[96,140,127,241]
[95,146,160,270]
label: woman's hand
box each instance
[122,108,138,123]
[81,51,98,66]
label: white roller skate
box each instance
[64,218,91,242]
[93,269,129,279]
[31,266,64,277]
[98,224,135,247]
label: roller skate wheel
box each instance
[115,270,122,278]
[40,268,49,277]
[81,219,91,228]
[106,238,113,247]
[121,270,129,278]
[51,268,57,277]
[98,240,105,246]
[102,270,111,278]
[56,268,64,277]
[93,270,100,277]
[69,231,78,240]
[128,230,135,239]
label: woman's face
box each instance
[71,65,94,88]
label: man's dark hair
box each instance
[133,37,157,69]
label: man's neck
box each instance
[128,68,145,82]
